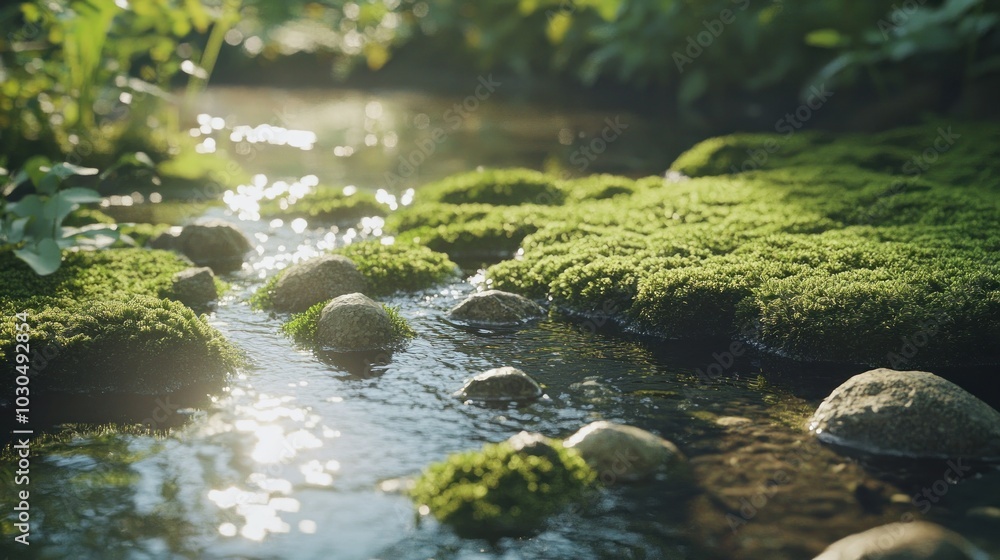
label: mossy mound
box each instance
[0,295,244,394]
[0,248,194,304]
[410,439,594,538]
[333,240,458,296]
[419,168,566,206]
[400,122,1000,366]
[258,187,385,222]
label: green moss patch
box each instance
[419,168,566,206]
[258,187,385,222]
[333,240,458,296]
[397,122,1000,366]
[410,440,594,538]
[0,295,245,394]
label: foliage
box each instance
[410,440,595,538]
[0,157,119,275]
[0,0,227,170]
[333,240,458,296]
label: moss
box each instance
[0,247,193,304]
[64,207,116,227]
[282,301,415,346]
[410,440,594,538]
[333,240,458,296]
[453,122,1000,366]
[0,295,245,394]
[282,300,325,344]
[118,223,172,246]
[249,273,282,310]
[258,187,385,222]
[419,167,566,206]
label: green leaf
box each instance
[4,217,30,244]
[60,224,120,248]
[43,192,81,226]
[14,239,62,276]
[58,187,103,204]
[22,155,52,187]
[7,195,43,218]
[49,162,100,179]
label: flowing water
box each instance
[3,86,999,559]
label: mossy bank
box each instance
[385,122,1000,366]
[0,248,245,395]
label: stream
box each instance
[3,86,999,560]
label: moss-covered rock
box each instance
[283,293,414,351]
[252,255,367,313]
[333,240,458,296]
[258,187,385,222]
[172,220,252,272]
[0,295,244,394]
[410,435,594,538]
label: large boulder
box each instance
[809,368,1000,459]
[174,220,252,271]
[453,367,544,403]
[268,255,366,312]
[315,293,405,352]
[814,521,988,560]
[563,421,687,482]
[170,267,218,308]
[447,289,545,327]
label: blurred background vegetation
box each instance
[1,0,998,174]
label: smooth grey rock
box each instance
[149,227,182,250]
[563,421,687,482]
[174,220,252,271]
[809,368,1000,459]
[170,267,217,307]
[453,367,543,402]
[447,290,545,326]
[315,293,399,351]
[505,431,562,462]
[269,255,366,312]
[814,521,988,560]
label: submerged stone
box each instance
[814,521,988,560]
[447,289,545,326]
[268,255,367,313]
[453,366,544,402]
[315,293,406,352]
[563,421,687,482]
[809,368,1000,459]
[174,220,252,271]
[170,267,217,308]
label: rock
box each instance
[268,255,367,312]
[149,227,181,250]
[814,521,988,560]
[563,421,687,482]
[315,293,400,352]
[453,367,544,402]
[170,267,217,307]
[505,431,563,462]
[174,220,252,271]
[809,368,1000,459]
[447,289,545,327]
